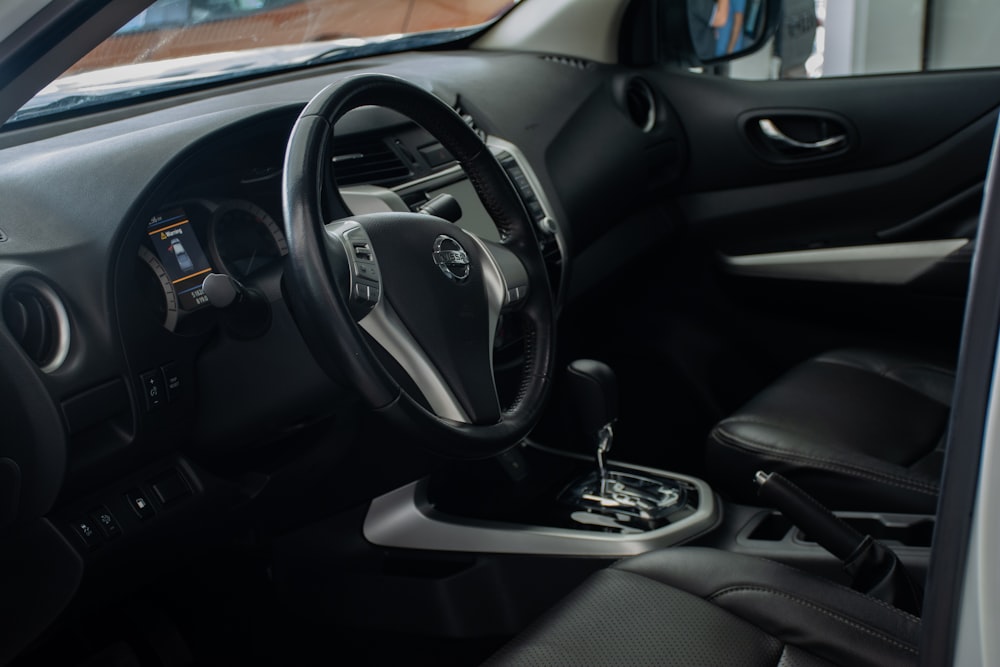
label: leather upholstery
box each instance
[483,547,920,666]
[706,348,954,513]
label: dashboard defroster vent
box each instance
[331,137,411,187]
[2,277,70,373]
[541,55,594,70]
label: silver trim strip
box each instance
[340,185,409,214]
[15,276,71,373]
[758,119,846,151]
[360,298,471,423]
[722,239,969,284]
[467,235,528,307]
[390,163,464,192]
[953,332,1000,666]
[363,460,719,557]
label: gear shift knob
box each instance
[566,360,618,490]
[566,359,618,442]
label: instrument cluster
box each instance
[135,197,288,333]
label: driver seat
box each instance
[482,546,919,666]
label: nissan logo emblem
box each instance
[433,235,471,282]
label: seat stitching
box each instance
[717,413,947,477]
[711,427,939,494]
[742,558,923,622]
[712,417,941,488]
[713,430,939,494]
[707,586,919,654]
[617,558,923,623]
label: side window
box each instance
[724,0,1000,80]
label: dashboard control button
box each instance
[124,489,156,519]
[150,469,191,506]
[537,217,558,236]
[355,261,380,282]
[139,369,165,411]
[527,200,545,220]
[90,506,122,539]
[161,362,181,402]
[418,143,452,167]
[71,518,102,549]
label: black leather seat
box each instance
[483,546,919,666]
[705,348,955,513]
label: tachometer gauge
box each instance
[209,200,288,280]
[137,245,179,331]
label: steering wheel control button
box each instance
[139,369,166,411]
[71,518,102,549]
[125,489,156,520]
[150,469,192,507]
[506,285,529,304]
[433,235,471,282]
[90,506,122,539]
[351,242,373,262]
[342,226,382,311]
[160,362,182,402]
[355,261,380,282]
[353,282,379,303]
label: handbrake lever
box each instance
[754,470,924,616]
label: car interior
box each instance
[2,0,999,665]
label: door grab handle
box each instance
[758,119,847,151]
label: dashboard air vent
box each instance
[624,77,657,133]
[541,55,593,70]
[2,277,70,373]
[331,137,411,187]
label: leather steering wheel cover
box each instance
[282,73,555,457]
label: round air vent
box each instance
[2,277,70,373]
[624,77,657,133]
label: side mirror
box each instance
[687,0,781,64]
[621,0,782,68]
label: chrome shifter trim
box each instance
[363,460,719,557]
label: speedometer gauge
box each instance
[137,245,179,331]
[209,200,288,280]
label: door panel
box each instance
[655,69,1000,189]
[580,68,1000,471]
[652,67,1000,302]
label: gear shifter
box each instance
[559,360,688,532]
[566,359,618,491]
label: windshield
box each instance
[11,0,515,125]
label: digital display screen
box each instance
[148,208,213,310]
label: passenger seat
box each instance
[705,348,955,513]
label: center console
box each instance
[362,358,719,558]
[272,358,935,638]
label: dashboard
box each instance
[0,49,686,555]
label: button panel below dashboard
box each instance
[61,461,196,555]
[139,362,184,412]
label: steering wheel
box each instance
[281,73,556,459]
